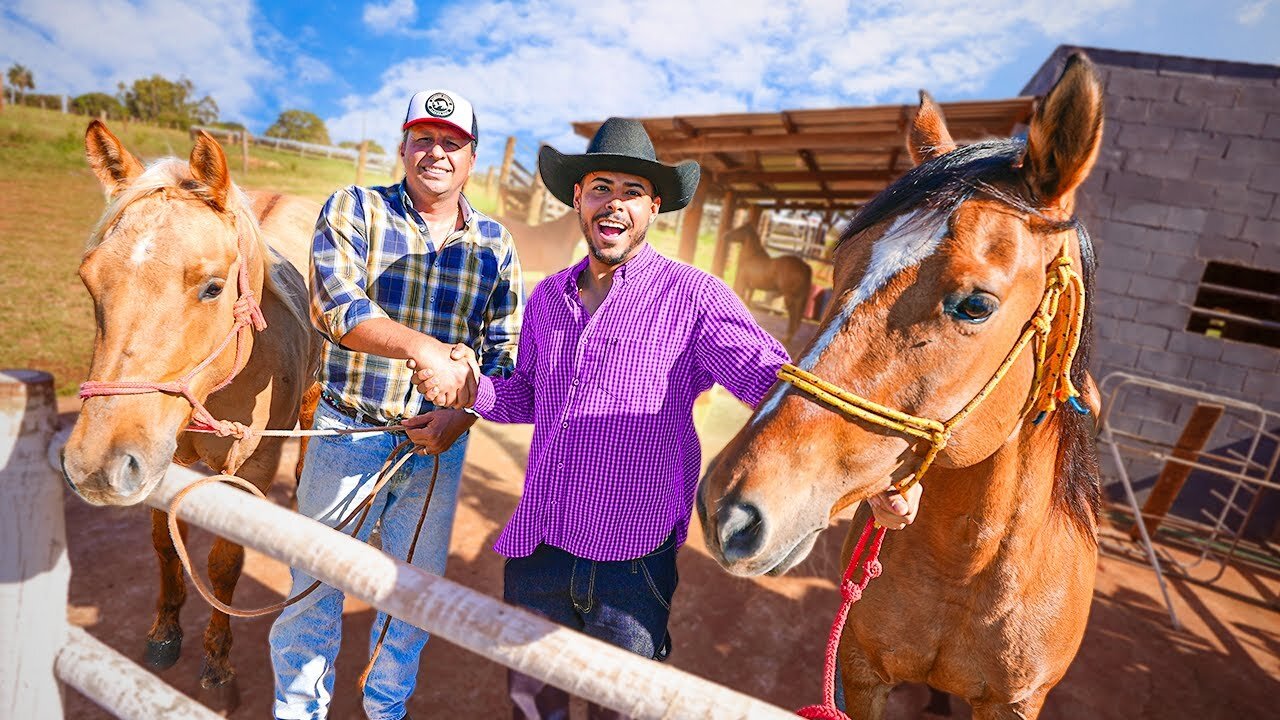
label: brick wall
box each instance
[1023,47,1280,425]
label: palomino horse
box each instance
[698,54,1104,719]
[496,209,583,274]
[729,223,813,344]
[60,121,319,709]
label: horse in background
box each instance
[60,121,319,710]
[698,53,1105,719]
[728,223,813,343]
[496,210,582,275]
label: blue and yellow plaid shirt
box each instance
[311,181,522,423]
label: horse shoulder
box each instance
[247,190,320,278]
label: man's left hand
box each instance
[401,408,477,455]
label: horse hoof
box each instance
[144,637,183,670]
[198,673,241,714]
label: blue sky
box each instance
[2,0,1276,170]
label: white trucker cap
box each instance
[402,89,478,142]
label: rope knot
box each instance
[796,705,852,720]
[841,581,863,603]
[213,420,254,440]
[234,292,268,332]
[865,560,883,579]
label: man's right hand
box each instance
[406,340,478,407]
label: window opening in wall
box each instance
[1185,261,1280,349]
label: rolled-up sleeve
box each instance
[310,187,388,345]
[473,282,540,424]
[478,227,523,378]
[693,274,791,408]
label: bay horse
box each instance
[729,223,813,344]
[496,209,582,274]
[697,53,1104,719]
[60,120,319,709]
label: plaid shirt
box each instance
[472,244,789,561]
[311,181,522,423]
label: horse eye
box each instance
[200,280,225,301]
[946,292,998,323]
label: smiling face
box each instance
[400,123,475,206]
[572,170,660,266]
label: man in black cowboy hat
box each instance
[414,118,919,719]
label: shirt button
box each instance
[561,421,568,429]
[572,378,579,386]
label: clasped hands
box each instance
[406,341,479,408]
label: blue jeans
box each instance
[503,532,678,720]
[269,399,468,720]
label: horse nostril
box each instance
[717,502,764,562]
[109,451,146,495]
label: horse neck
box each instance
[912,421,1064,570]
[740,229,765,259]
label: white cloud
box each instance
[1236,0,1269,25]
[325,0,1129,167]
[362,0,416,30]
[0,0,334,124]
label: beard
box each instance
[579,211,648,266]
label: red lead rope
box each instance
[796,517,887,720]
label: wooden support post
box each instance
[241,130,250,176]
[496,136,516,216]
[711,190,737,278]
[526,168,547,225]
[747,204,764,235]
[355,140,368,186]
[393,154,405,184]
[1130,403,1224,540]
[0,370,68,719]
[0,74,5,112]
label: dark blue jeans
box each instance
[503,533,679,720]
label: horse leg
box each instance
[196,536,244,712]
[785,289,803,343]
[969,689,1049,720]
[145,509,187,670]
[294,382,321,484]
[839,642,893,720]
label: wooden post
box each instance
[485,166,496,197]
[392,154,405,184]
[526,168,547,225]
[0,74,5,112]
[677,182,707,264]
[355,140,368,186]
[241,130,250,176]
[496,136,517,216]
[711,190,736,278]
[1130,403,1224,540]
[0,370,68,720]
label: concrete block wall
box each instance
[1024,47,1280,433]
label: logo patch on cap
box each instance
[426,92,454,118]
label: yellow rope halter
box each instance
[777,240,1088,493]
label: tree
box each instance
[7,64,33,103]
[72,92,125,119]
[340,139,385,154]
[265,109,330,145]
[117,75,218,129]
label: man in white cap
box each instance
[269,89,522,720]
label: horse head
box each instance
[62,121,268,505]
[698,53,1104,576]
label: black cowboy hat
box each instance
[538,117,701,213]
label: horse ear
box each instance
[1021,52,1104,208]
[85,120,144,196]
[189,130,230,210]
[907,90,956,166]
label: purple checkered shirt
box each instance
[473,244,789,561]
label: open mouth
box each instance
[597,219,627,239]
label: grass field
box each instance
[0,105,738,395]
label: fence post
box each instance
[0,75,5,112]
[0,369,68,720]
[677,181,707,264]
[355,140,368,186]
[241,130,250,175]
[496,136,516,216]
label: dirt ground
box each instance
[56,382,1280,720]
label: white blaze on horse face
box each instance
[129,230,156,266]
[749,209,948,429]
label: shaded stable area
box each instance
[570,98,1035,277]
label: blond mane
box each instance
[87,158,310,331]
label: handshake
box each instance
[406,341,480,408]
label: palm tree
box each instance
[7,64,34,104]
